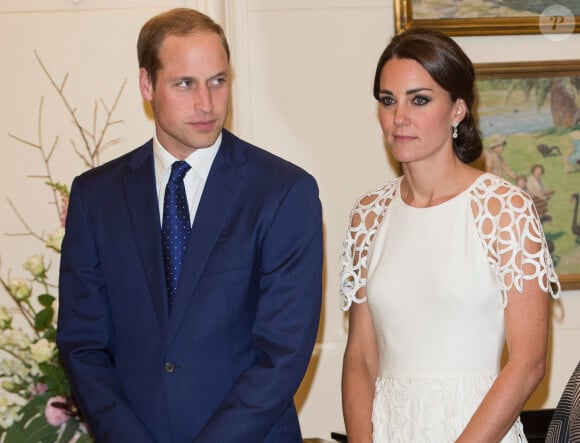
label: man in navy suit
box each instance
[56,8,323,442]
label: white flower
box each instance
[8,279,31,300]
[29,338,55,363]
[46,227,65,252]
[0,355,25,374]
[0,394,22,428]
[23,254,46,278]
[0,329,31,349]
[0,407,21,429]
[0,350,33,380]
[1,381,18,393]
[0,305,11,329]
[0,393,9,409]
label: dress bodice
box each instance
[340,173,561,442]
[366,179,504,378]
[341,173,560,311]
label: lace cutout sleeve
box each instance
[340,181,398,311]
[471,175,561,306]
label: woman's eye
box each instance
[379,96,395,106]
[413,95,430,105]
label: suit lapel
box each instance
[123,142,170,336]
[166,132,246,342]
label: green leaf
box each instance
[15,396,46,423]
[3,395,55,443]
[39,361,71,397]
[43,326,57,341]
[46,181,70,198]
[35,307,55,331]
[4,415,58,443]
[57,419,79,443]
[38,293,55,307]
[76,433,94,443]
[1,393,93,442]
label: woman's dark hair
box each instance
[373,28,482,163]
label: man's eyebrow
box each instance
[210,70,228,79]
[169,76,194,82]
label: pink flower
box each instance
[45,396,68,427]
[36,383,48,395]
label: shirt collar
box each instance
[153,132,221,183]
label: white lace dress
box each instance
[340,173,560,443]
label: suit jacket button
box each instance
[164,362,175,373]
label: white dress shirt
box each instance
[154,133,221,226]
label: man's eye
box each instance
[176,80,192,88]
[209,77,227,88]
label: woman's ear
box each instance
[453,98,467,124]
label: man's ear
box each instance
[139,68,153,101]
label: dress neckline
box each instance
[396,172,490,210]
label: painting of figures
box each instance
[475,61,580,285]
[396,0,580,35]
[411,0,580,19]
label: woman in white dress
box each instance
[340,28,560,443]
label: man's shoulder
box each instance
[222,130,312,182]
[76,140,152,182]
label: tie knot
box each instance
[169,161,191,183]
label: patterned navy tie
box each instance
[162,161,192,304]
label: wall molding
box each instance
[248,0,386,11]
[0,1,185,13]
[224,0,253,138]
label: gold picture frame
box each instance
[395,0,580,36]
[474,60,580,289]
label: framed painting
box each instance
[395,0,580,36]
[474,60,580,289]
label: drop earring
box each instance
[452,122,458,139]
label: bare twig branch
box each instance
[70,139,93,169]
[93,78,127,166]
[35,50,93,165]
[7,133,41,149]
[3,50,126,315]
[0,275,37,332]
[34,50,126,169]
[5,199,46,243]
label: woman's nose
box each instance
[393,105,407,126]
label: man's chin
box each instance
[188,132,220,150]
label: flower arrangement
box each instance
[0,251,88,442]
[0,51,125,442]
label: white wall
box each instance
[1,0,579,439]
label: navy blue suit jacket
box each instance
[57,130,323,442]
